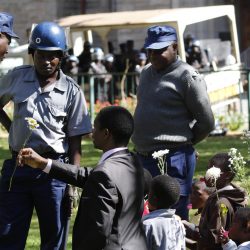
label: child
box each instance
[197,152,248,250]
[190,179,215,216]
[218,207,250,249]
[142,175,186,249]
[183,179,215,249]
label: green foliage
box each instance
[216,112,244,132]
[227,113,244,131]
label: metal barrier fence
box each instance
[71,68,250,126]
[74,72,140,123]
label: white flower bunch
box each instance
[152,149,169,175]
[205,166,221,186]
[228,147,246,180]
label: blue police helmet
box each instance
[28,22,67,53]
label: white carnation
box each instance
[205,166,221,182]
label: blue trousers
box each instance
[137,144,196,220]
[0,156,67,250]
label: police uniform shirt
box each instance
[0,65,92,154]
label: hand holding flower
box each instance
[18,148,48,170]
[8,117,39,191]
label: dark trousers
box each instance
[0,153,68,250]
[137,144,196,220]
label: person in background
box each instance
[77,40,93,85]
[183,179,215,249]
[62,54,79,81]
[114,43,127,74]
[104,53,119,103]
[89,47,111,103]
[142,174,186,250]
[135,52,147,74]
[125,39,138,96]
[218,208,250,250]
[186,39,209,70]
[190,179,215,216]
[18,106,148,250]
[0,12,19,127]
[135,52,147,87]
[132,25,214,220]
[0,21,92,249]
[197,152,248,250]
[183,153,247,250]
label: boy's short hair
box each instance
[149,175,180,209]
[96,106,134,145]
[234,208,250,232]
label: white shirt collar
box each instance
[98,147,128,164]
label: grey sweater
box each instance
[132,57,214,152]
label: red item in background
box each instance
[143,200,149,216]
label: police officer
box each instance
[0,12,19,128]
[0,21,92,249]
[0,12,19,62]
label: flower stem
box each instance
[215,180,222,227]
[8,131,32,192]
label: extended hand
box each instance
[17,148,48,169]
[218,227,229,244]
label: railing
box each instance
[69,67,250,127]
[73,72,139,123]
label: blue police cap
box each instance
[0,12,19,39]
[144,25,177,50]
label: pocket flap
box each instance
[48,105,67,117]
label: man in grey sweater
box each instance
[132,25,214,220]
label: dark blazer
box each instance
[49,149,148,250]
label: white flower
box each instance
[9,117,39,191]
[25,117,39,130]
[152,149,169,159]
[152,149,169,175]
[205,166,221,184]
[230,148,237,155]
[228,148,246,180]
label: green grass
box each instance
[0,135,249,249]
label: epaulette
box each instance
[66,75,81,91]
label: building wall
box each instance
[0,0,82,44]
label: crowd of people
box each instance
[61,39,148,104]
[0,11,249,250]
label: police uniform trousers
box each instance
[0,152,68,250]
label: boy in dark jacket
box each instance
[197,152,248,250]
